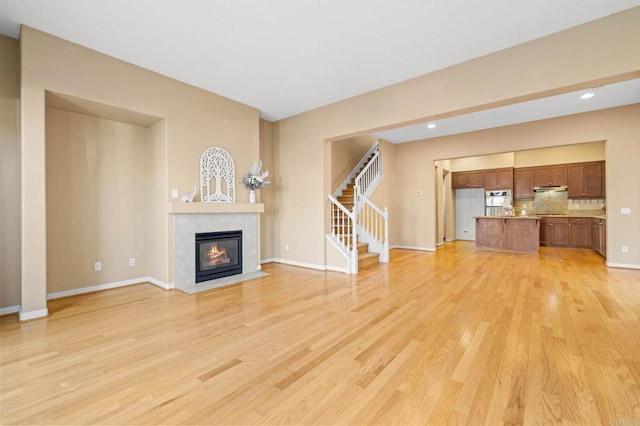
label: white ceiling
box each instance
[1,0,639,124]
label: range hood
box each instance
[533,185,568,192]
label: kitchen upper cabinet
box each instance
[453,171,485,188]
[484,168,513,190]
[468,171,484,188]
[514,168,534,200]
[540,217,569,246]
[533,164,568,187]
[586,162,605,198]
[452,172,468,189]
[568,161,604,198]
[568,217,589,248]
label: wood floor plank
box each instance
[2,243,640,425]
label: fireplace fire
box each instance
[195,230,242,283]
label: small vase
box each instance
[249,190,256,204]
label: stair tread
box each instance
[358,252,379,259]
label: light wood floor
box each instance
[2,242,640,425]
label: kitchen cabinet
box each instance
[484,168,513,190]
[453,171,485,188]
[514,168,534,200]
[540,217,569,246]
[452,172,468,189]
[475,217,540,254]
[533,164,568,187]
[590,217,606,257]
[468,171,484,187]
[568,161,605,198]
[568,217,590,248]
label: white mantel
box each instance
[169,202,264,214]
[171,202,264,293]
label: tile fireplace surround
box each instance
[171,202,265,294]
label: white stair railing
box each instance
[327,195,358,273]
[353,149,388,263]
[357,199,389,262]
[354,149,382,203]
[333,143,380,198]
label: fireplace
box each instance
[195,230,242,283]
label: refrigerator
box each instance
[455,188,485,241]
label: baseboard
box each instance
[261,258,278,264]
[261,257,348,273]
[47,276,173,300]
[0,305,20,316]
[606,262,640,270]
[391,245,436,252]
[19,308,49,321]
[326,265,350,274]
[145,277,174,290]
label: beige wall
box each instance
[449,141,605,170]
[331,135,376,192]
[273,7,640,268]
[147,120,169,283]
[1,35,21,309]
[19,26,259,314]
[449,152,514,172]
[259,119,275,260]
[514,141,605,167]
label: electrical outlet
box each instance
[171,188,179,199]
[129,257,136,267]
[285,244,289,251]
[621,207,631,215]
[416,190,422,196]
[94,262,102,271]
[622,246,629,253]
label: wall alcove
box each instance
[44,91,168,296]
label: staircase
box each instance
[328,144,389,273]
[334,184,380,269]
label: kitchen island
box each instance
[474,216,541,254]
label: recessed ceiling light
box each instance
[427,123,436,129]
[580,91,595,99]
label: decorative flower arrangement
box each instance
[241,161,271,191]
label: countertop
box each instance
[474,216,540,220]
[476,212,606,220]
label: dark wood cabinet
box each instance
[468,171,484,188]
[514,168,534,200]
[533,164,568,187]
[452,172,468,189]
[484,170,498,190]
[568,161,604,198]
[567,163,584,198]
[540,217,569,246]
[484,168,513,190]
[590,217,606,257]
[452,171,484,188]
[600,220,606,257]
[476,217,540,254]
[590,218,600,251]
[585,162,605,198]
[498,168,513,190]
[568,217,589,248]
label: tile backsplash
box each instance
[514,197,605,215]
[567,198,606,211]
